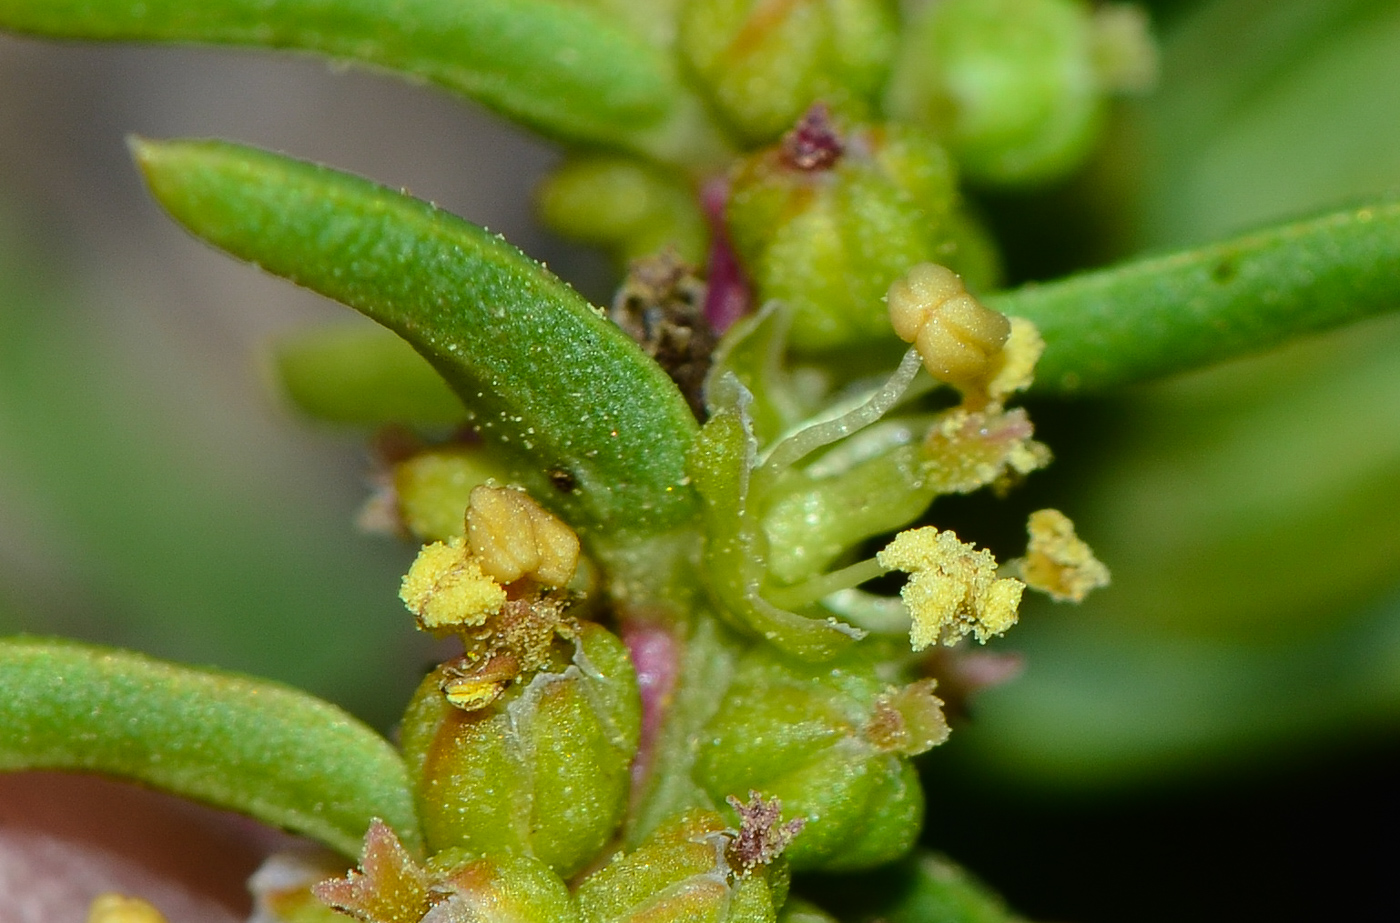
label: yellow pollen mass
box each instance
[877,527,1024,648]
[986,316,1045,403]
[400,536,507,632]
[1021,508,1111,602]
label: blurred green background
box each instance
[1,0,1398,919]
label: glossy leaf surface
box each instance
[995,198,1400,393]
[0,637,419,857]
[0,0,724,164]
[134,138,699,536]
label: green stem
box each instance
[765,558,889,612]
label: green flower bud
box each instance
[399,622,641,878]
[424,851,580,923]
[726,115,997,353]
[575,809,784,923]
[537,157,709,265]
[392,445,515,543]
[678,0,896,143]
[694,649,946,870]
[886,0,1154,186]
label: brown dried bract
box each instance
[610,248,715,419]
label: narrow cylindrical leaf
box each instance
[0,638,419,858]
[133,138,699,536]
[996,198,1400,393]
[0,0,727,165]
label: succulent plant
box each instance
[1,0,1398,920]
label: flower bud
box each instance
[886,0,1154,186]
[537,157,709,265]
[694,649,943,870]
[398,622,641,878]
[423,851,579,923]
[392,444,513,543]
[678,0,897,143]
[575,809,784,923]
[725,115,997,353]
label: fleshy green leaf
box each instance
[993,198,1400,393]
[0,637,419,857]
[132,137,699,537]
[274,325,465,428]
[0,0,728,166]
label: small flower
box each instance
[400,485,584,709]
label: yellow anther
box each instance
[887,263,1012,401]
[466,485,580,588]
[877,527,1024,649]
[986,316,1045,403]
[1020,509,1111,603]
[399,536,507,632]
[88,895,169,923]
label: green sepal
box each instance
[706,302,804,449]
[996,197,1400,393]
[426,851,581,923]
[0,637,419,858]
[274,325,465,428]
[690,377,862,661]
[576,809,781,923]
[0,0,727,165]
[132,137,699,537]
[694,648,924,871]
[398,623,640,877]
